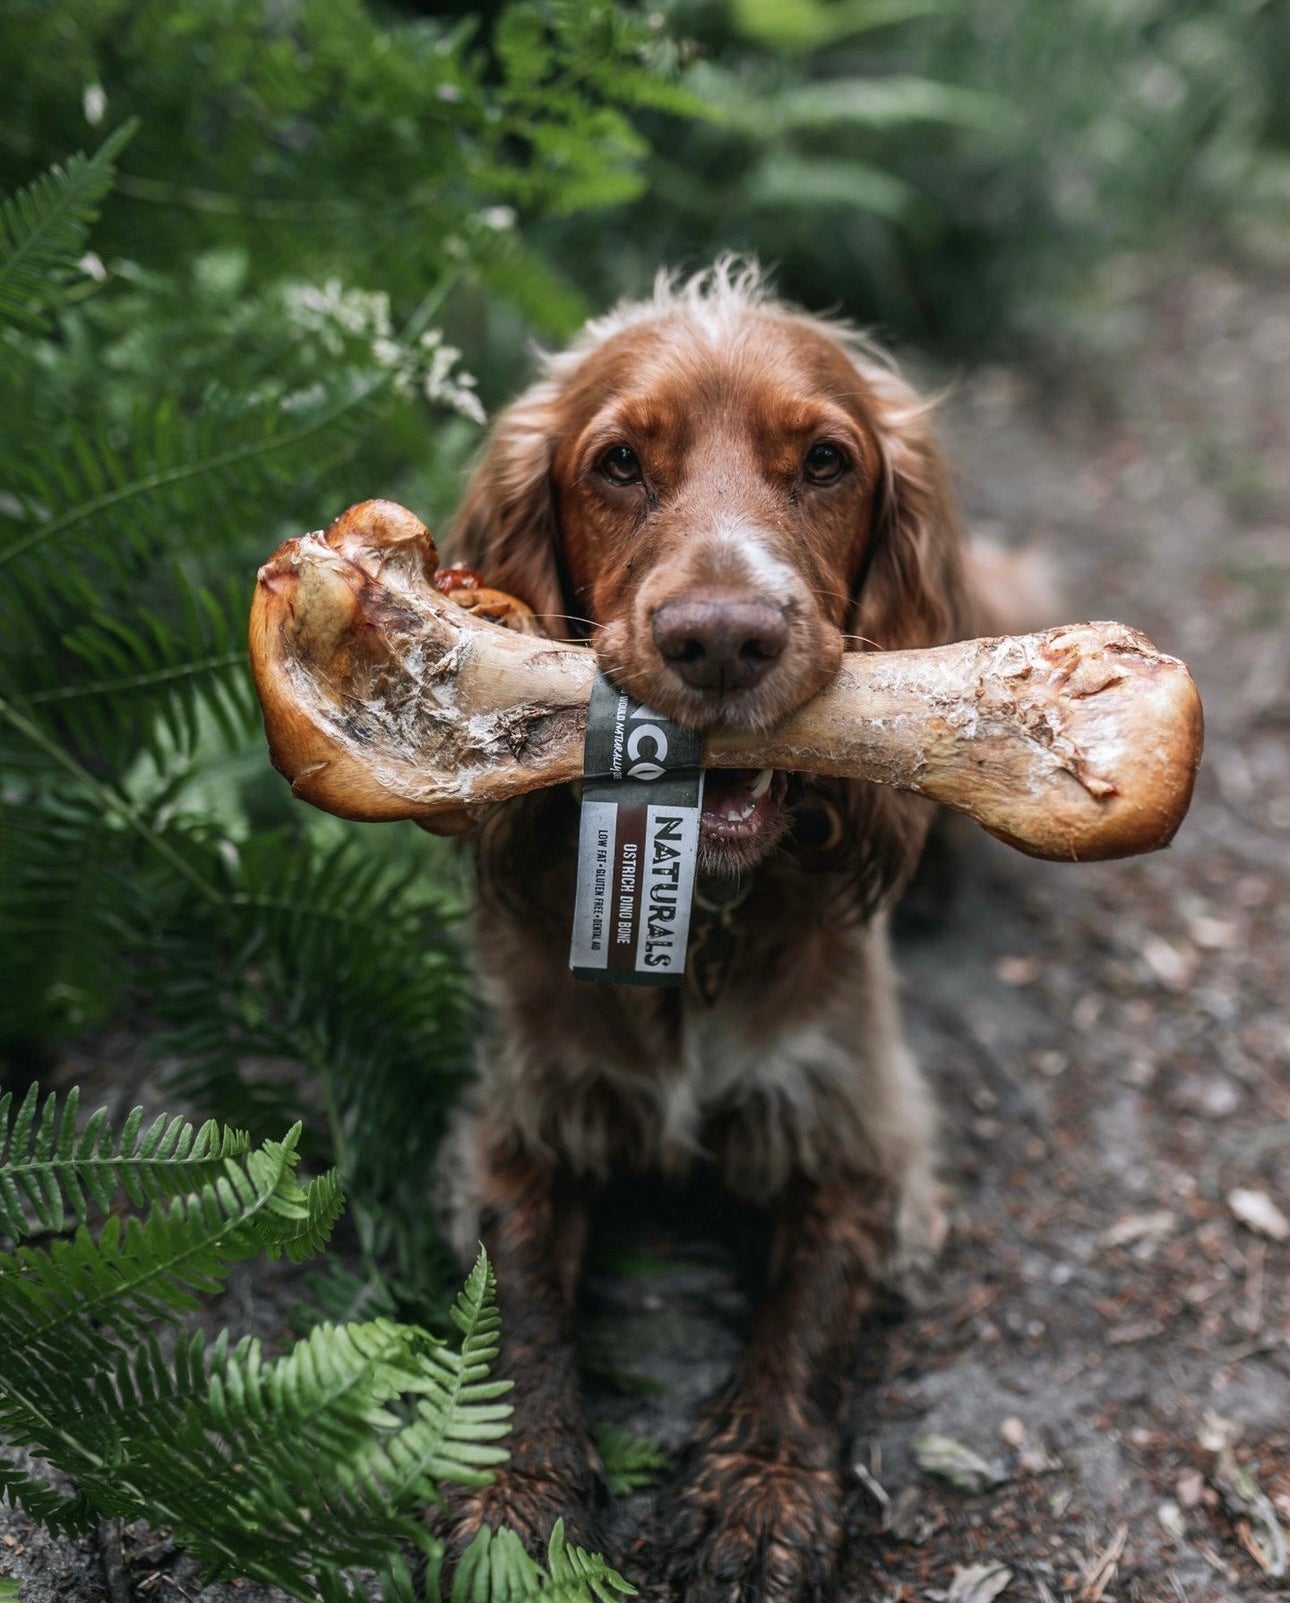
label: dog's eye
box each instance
[599,444,643,485]
[803,442,847,484]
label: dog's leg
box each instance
[440,1136,603,1558]
[662,1173,890,1603]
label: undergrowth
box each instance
[0,1084,635,1602]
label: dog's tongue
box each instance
[701,767,781,833]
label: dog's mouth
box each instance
[700,767,788,862]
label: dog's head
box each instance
[451,261,968,871]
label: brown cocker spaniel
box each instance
[436,260,1004,1602]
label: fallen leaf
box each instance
[912,1433,1010,1493]
[947,1562,1013,1602]
[1228,1187,1289,1242]
[1141,934,1195,990]
[998,1416,1026,1450]
[1100,1209,1176,1249]
[995,955,1041,986]
[1187,914,1240,950]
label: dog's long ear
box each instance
[849,361,973,653]
[447,378,577,638]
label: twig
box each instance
[1167,1571,1190,1603]
[99,1518,133,1603]
[1078,1522,1129,1603]
[948,1281,1005,1331]
[1242,1238,1266,1335]
[852,1460,891,1526]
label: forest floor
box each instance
[3,251,1288,1603]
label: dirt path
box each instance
[3,260,1287,1603]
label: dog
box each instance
[436,260,1000,1600]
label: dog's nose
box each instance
[651,594,788,691]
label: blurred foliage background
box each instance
[1,0,1287,1324]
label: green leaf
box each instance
[0,1456,94,1537]
[453,1521,636,1603]
[0,795,142,1042]
[594,1423,671,1495]
[0,1084,249,1240]
[0,1125,339,1344]
[0,379,384,634]
[745,153,917,220]
[21,576,259,768]
[384,1249,513,1496]
[732,0,944,50]
[762,77,1007,136]
[0,120,136,332]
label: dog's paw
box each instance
[434,1459,605,1569]
[657,1449,843,1603]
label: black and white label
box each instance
[570,673,704,986]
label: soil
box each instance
[3,255,1287,1603]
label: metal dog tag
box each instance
[569,672,705,986]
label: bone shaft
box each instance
[250,506,1202,862]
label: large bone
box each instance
[249,500,1203,862]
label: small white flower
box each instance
[83,83,107,126]
[79,252,107,282]
[480,206,516,231]
[419,330,486,425]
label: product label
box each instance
[570,673,704,985]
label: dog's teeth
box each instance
[749,768,773,800]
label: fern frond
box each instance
[543,1522,637,1603]
[18,575,258,766]
[0,793,141,1042]
[0,1125,340,1343]
[1,1235,517,1598]
[0,695,227,915]
[387,1249,512,1495]
[0,1456,94,1537]
[454,1522,636,1603]
[0,1084,248,1240]
[156,829,470,1171]
[0,121,135,332]
[593,1424,671,1496]
[0,377,383,637]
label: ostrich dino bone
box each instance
[248,500,1203,861]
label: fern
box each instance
[386,1252,513,1495]
[0,1101,634,1603]
[2,1125,339,1345]
[0,378,383,643]
[593,1424,671,1496]
[454,1523,635,1603]
[20,575,258,766]
[0,794,142,1040]
[0,120,135,331]
[149,830,472,1312]
[0,1084,248,1239]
